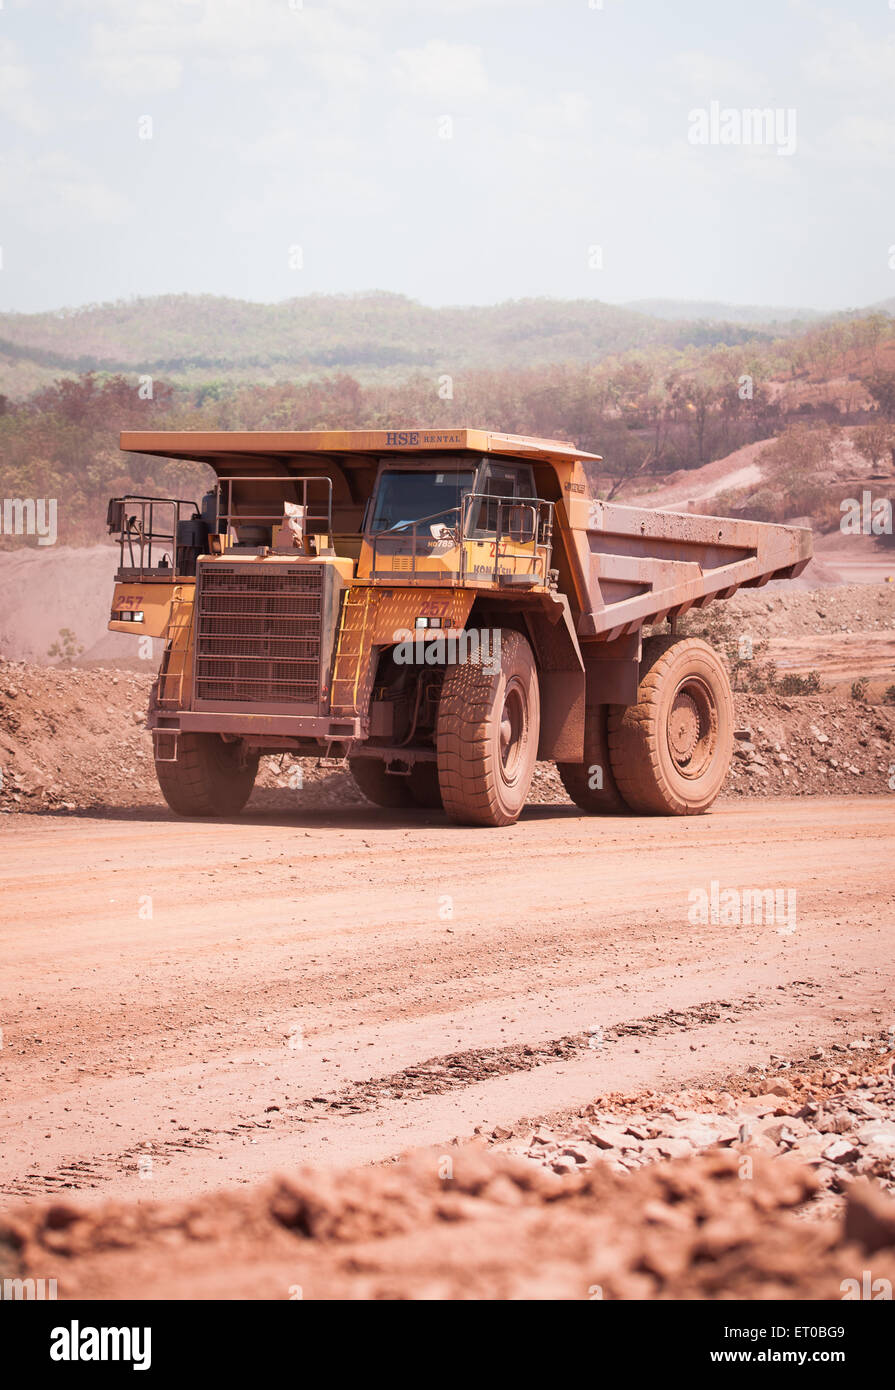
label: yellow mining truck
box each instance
[107,428,812,827]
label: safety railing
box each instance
[107,495,200,581]
[214,476,334,541]
[368,493,554,584]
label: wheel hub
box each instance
[499,685,525,777]
[666,678,719,779]
[668,691,700,760]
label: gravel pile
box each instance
[484,1051,895,1216]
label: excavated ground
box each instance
[1,583,893,1301]
[1,580,894,814]
[4,1066,895,1300]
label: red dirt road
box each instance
[1,796,893,1205]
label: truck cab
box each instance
[358,455,551,586]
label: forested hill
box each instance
[0,291,799,397]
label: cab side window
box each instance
[475,464,536,534]
[481,474,516,531]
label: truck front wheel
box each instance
[436,628,540,827]
[154,733,259,816]
[607,635,733,815]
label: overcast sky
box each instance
[1,0,894,314]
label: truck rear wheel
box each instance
[408,762,443,809]
[607,636,733,815]
[436,628,539,827]
[155,733,259,817]
[349,758,443,809]
[556,705,627,813]
[348,757,413,808]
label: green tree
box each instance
[853,422,894,473]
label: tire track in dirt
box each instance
[1,1136,221,1200]
[1,799,891,1202]
[0,987,823,1198]
[296,993,779,1115]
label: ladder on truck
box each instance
[328,587,375,720]
[156,588,194,708]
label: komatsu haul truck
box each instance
[106,428,812,827]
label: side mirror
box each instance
[106,498,125,534]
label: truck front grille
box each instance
[194,564,324,706]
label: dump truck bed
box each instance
[561,496,813,642]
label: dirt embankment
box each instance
[0,663,361,815]
[0,661,893,815]
[3,1124,895,1300]
[720,695,895,798]
[1,584,894,815]
[725,583,895,642]
[628,439,770,511]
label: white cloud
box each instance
[392,40,490,105]
[333,0,543,11]
[663,49,769,100]
[822,112,895,167]
[802,19,895,93]
[795,16,895,170]
[527,91,592,134]
[0,38,48,132]
[0,150,130,226]
[82,0,376,93]
[90,34,184,95]
[303,47,372,90]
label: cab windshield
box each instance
[370,469,475,533]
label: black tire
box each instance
[607,636,733,815]
[349,757,413,808]
[155,733,259,816]
[408,762,443,809]
[556,704,628,813]
[436,628,540,827]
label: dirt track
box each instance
[1,795,892,1206]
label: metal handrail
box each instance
[215,476,334,536]
[109,495,200,580]
[463,495,554,584]
[369,504,462,578]
[368,492,554,583]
